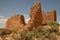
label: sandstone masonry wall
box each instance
[47,10,57,23]
[42,11,47,25]
[28,2,42,29]
[6,15,26,32]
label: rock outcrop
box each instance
[6,15,26,32]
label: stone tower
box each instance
[28,2,42,29]
[47,10,57,23]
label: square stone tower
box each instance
[47,10,57,23]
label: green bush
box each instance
[20,29,35,40]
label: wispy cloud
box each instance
[25,18,30,23]
[0,15,7,28]
[0,18,7,24]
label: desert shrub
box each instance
[32,27,39,37]
[48,21,59,33]
[0,29,9,36]
[20,30,32,40]
[24,31,33,40]
[19,23,59,40]
[12,28,18,33]
[31,26,51,40]
[20,29,28,37]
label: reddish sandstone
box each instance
[27,2,42,30]
[42,11,47,25]
[6,15,26,32]
[47,10,57,23]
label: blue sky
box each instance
[0,0,60,28]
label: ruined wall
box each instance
[47,10,57,23]
[6,15,26,32]
[42,11,47,25]
[28,2,42,29]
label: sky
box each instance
[0,0,60,28]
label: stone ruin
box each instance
[6,2,57,31]
[6,15,26,32]
[27,2,42,30]
[47,10,57,23]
